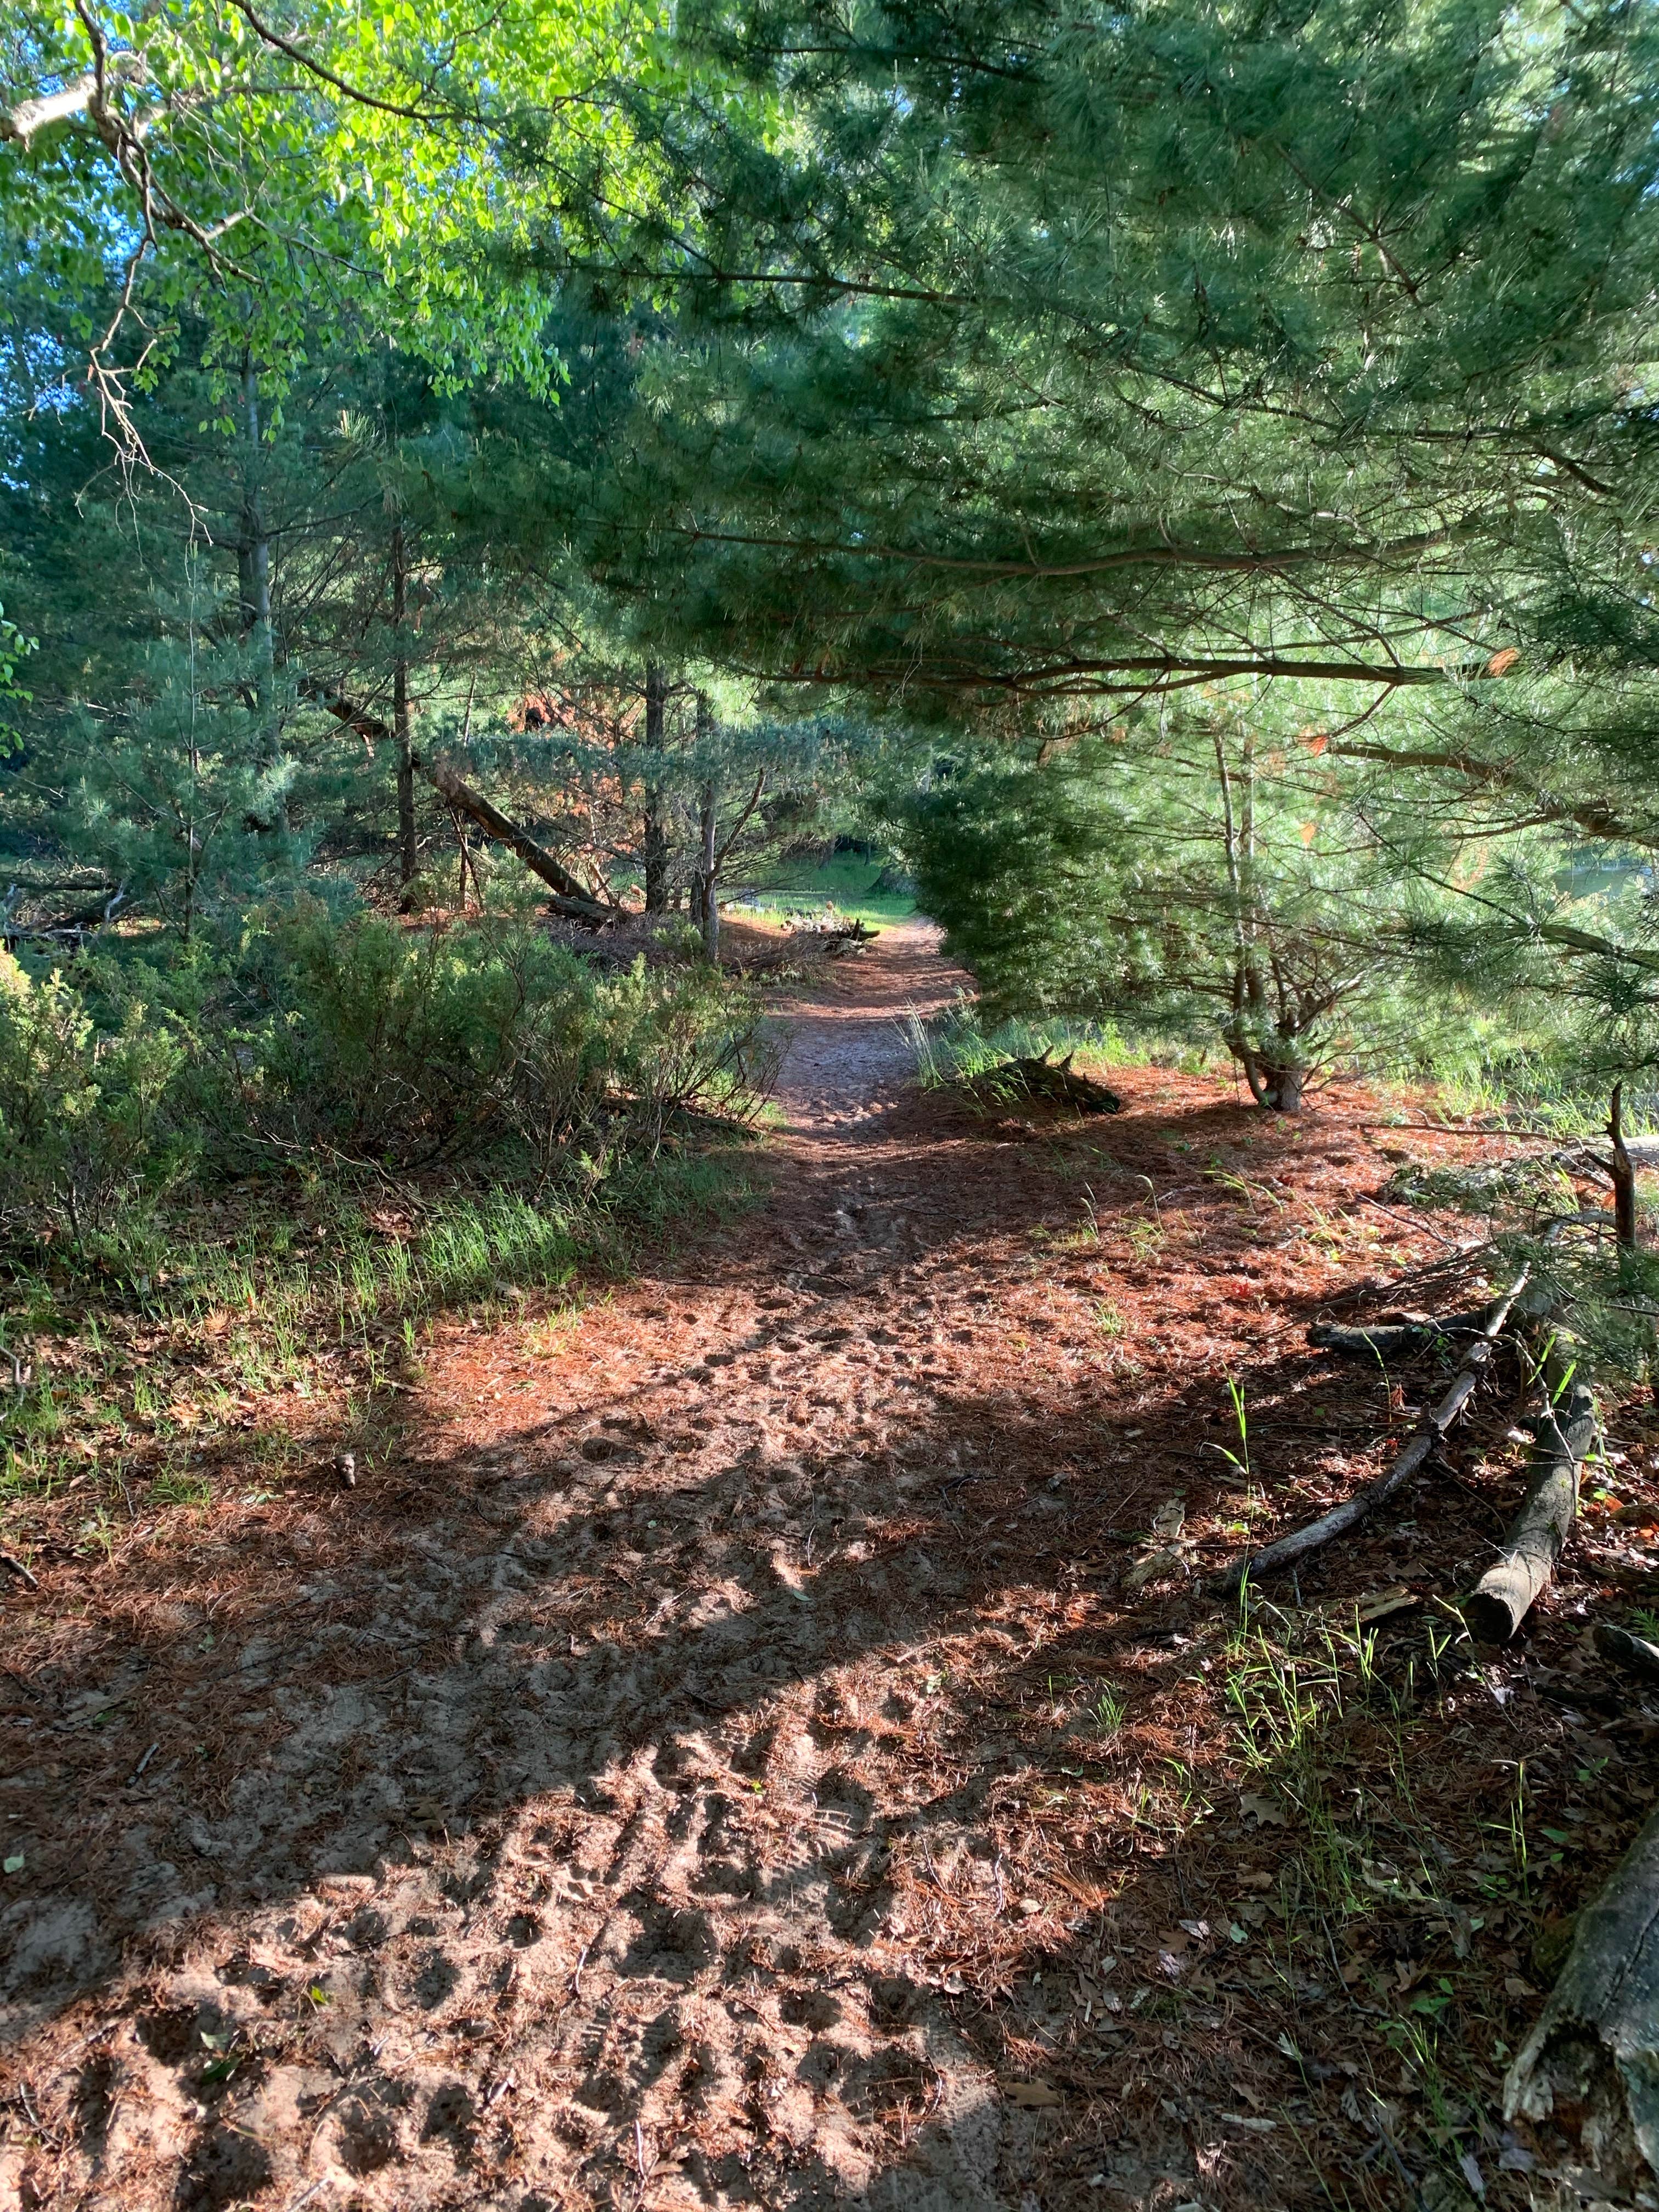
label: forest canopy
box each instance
[3,0,1659,1162]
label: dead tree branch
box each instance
[1214,1268,1530,1594]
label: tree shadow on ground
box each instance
[0,1081,1576,2211]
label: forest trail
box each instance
[7,926,1655,2212]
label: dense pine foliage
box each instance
[4,0,1659,1195]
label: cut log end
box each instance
[1462,1386,1596,1644]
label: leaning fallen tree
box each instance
[308,682,613,926]
[1506,1801,1659,2191]
[418,759,613,926]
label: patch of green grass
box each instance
[728,850,916,932]
[1,1139,765,1530]
[1091,1683,1127,1734]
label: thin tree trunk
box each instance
[642,662,669,915]
[693,690,719,961]
[698,781,719,961]
[1611,1081,1639,1250]
[392,521,418,909]
[1215,730,1279,1104]
[239,357,284,831]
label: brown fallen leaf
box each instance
[1240,1791,1288,1827]
[1002,2078,1062,2109]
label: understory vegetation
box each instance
[0,902,771,1522]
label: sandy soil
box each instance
[5,921,1659,2211]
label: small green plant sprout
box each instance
[1091,1683,1127,1734]
[1056,1183,1104,1249]
[1205,1376,1251,1481]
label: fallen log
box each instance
[1594,1621,1659,1686]
[1214,1268,1530,1595]
[1462,1381,1598,1644]
[1308,1308,1491,1359]
[1505,1798,1659,2192]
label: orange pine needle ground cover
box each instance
[3,924,1656,2210]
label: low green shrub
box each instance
[0,952,194,1249]
[0,906,775,1264]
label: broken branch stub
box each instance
[1506,1798,1659,2192]
[1462,1383,1598,1644]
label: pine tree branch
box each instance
[673,520,1475,579]
[1329,738,1646,848]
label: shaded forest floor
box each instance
[5,923,1659,2212]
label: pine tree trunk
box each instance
[1267,1060,1304,1113]
[693,691,719,960]
[392,522,417,909]
[642,662,669,914]
[699,778,719,961]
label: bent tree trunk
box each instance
[1506,1799,1659,2192]
[1233,1039,1305,1114]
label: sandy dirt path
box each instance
[9,923,1653,2212]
